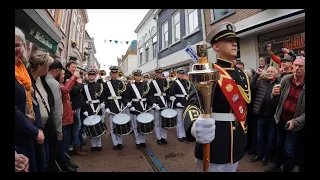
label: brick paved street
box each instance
[72,125,289,172]
[72,131,153,172]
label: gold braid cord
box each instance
[117,80,126,95]
[95,83,104,98]
[142,83,150,97]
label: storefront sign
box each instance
[283,33,305,50]
[15,10,58,54]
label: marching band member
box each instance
[149,67,170,145]
[123,69,153,149]
[143,73,151,83]
[168,68,191,142]
[103,66,126,150]
[183,22,251,172]
[100,70,107,83]
[82,68,105,152]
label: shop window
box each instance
[211,9,235,23]
[257,23,305,65]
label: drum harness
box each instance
[84,84,102,115]
[131,83,147,112]
[172,79,189,108]
[152,80,167,109]
[106,81,122,113]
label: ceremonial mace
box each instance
[188,44,220,172]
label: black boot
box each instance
[68,161,79,169]
[61,162,77,172]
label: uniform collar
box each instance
[216,58,234,68]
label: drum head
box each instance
[161,109,177,118]
[137,113,154,123]
[84,115,102,126]
[113,113,130,125]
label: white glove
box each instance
[152,103,158,108]
[155,105,160,111]
[176,102,182,107]
[105,108,111,114]
[191,116,216,144]
[100,103,105,109]
[130,107,135,111]
[127,102,132,107]
[170,96,176,101]
[83,111,88,117]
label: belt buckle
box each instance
[88,101,92,104]
[138,98,141,102]
[112,96,116,100]
[161,92,164,96]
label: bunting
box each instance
[104,39,136,45]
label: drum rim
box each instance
[161,109,178,118]
[83,115,103,126]
[137,113,154,123]
[113,113,131,125]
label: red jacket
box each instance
[61,75,78,126]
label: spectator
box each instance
[15,151,29,172]
[57,67,80,172]
[266,56,305,172]
[278,56,293,81]
[235,61,244,71]
[250,66,280,166]
[64,61,86,156]
[28,50,55,171]
[244,68,257,155]
[258,57,269,70]
[15,27,44,172]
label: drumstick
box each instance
[171,99,174,109]
[144,106,155,113]
[133,109,143,114]
[119,101,132,114]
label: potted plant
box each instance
[69,55,77,61]
[71,40,77,48]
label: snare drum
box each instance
[161,109,177,129]
[137,113,155,134]
[112,113,132,136]
[83,115,107,138]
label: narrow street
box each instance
[72,128,278,172]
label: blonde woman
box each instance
[27,50,55,171]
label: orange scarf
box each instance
[15,59,33,115]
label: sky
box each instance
[85,9,149,72]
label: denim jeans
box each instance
[275,120,299,172]
[256,116,276,160]
[59,124,72,162]
[72,107,82,146]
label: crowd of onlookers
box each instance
[240,45,305,172]
[15,24,305,172]
[15,26,90,172]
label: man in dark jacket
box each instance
[250,66,280,166]
[64,61,86,156]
